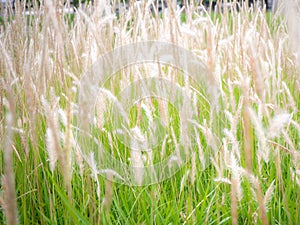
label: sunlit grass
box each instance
[1,1,300,224]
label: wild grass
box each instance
[0,0,300,224]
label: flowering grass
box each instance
[0,0,300,224]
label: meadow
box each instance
[0,1,299,224]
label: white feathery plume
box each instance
[222,138,231,167]
[248,108,269,162]
[86,152,99,181]
[141,102,153,125]
[179,171,188,197]
[190,119,218,153]
[263,180,275,212]
[168,155,182,169]
[194,127,206,170]
[99,169,124,181]
[96,94,105,131]
[69,130,84,176]
[130,137,144,186]
[86,152,101,197]
[58,108,67,126]
[158,99,169,127]
[282,82,297,112]
[99,88,129,124]
[230,153,243,201]
[267,113,291,139]
[46,128,57,172]
[223,128,240,161]
[214,177,231,185]
[170,126,182,166]
[190,152,196,186]
[161,135,168,158]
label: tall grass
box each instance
[1,0,299,224]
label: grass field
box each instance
[0,1,300,224]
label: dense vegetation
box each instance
[1,1,299,224]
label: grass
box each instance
[1,0,300,224]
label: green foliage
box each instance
[0,2,299,225]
